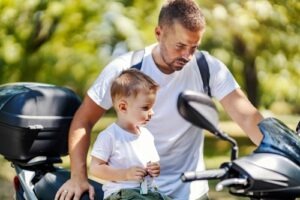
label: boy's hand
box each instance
[147,162,160,177]
[125,166,147,181]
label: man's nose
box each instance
[181,49,193,60]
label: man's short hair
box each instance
[158,0,206,31]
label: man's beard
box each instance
[160,52,189,71]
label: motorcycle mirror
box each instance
[177,90,219,134]
[178,90,239,161]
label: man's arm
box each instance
[220,88,264,146]
[55,95,106,200]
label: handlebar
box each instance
[215,178,248,191]
[181,168,228,182]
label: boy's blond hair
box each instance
[110,69,159,105]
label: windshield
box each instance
[255,117,300,166]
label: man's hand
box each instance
[55,178,95,200]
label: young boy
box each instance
[89,69,171,200]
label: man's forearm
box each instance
[68,95,107,180]
[69,126,91,179]
[220,89,264,146]
[239,111,264,146]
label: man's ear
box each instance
[118,99,127,113]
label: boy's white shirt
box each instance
[91,123,159,199]
[88,44,239,200]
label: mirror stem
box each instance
[215,131,238,160]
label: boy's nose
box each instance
[149,109,154,116]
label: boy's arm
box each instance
[90,156,147,181]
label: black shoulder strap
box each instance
[195,51,211,97]
[130,49,211,97]
[130,49,145,70]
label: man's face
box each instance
[155,21,204,74]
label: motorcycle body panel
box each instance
[230,153,300,198]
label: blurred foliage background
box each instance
[0,1,299,199]
[0,0,299,115]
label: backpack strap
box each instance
[195,51,211,97]
[130,49,145,70]
[130,49,211,97]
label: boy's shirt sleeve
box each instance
[91,130,113,162]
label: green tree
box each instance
[199,0,300,112]
[0,0,104,95]
[0,0,299,113]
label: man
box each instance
[56,0,263,199]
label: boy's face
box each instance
[122,91,156,126]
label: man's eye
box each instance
[190,47,197,53]
[175,45,184,50]
[192,46,197,51]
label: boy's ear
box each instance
[118,99,127,113]
[155,26,162,40]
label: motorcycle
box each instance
[0,82,104,200]
[1,83,299,200]
[177,90,300,200]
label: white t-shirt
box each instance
[91,123,160,199]
[88,44,239,200]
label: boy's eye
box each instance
[142,106,150,111]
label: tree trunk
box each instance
[233,35,259,107]
[244,59,259,107]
